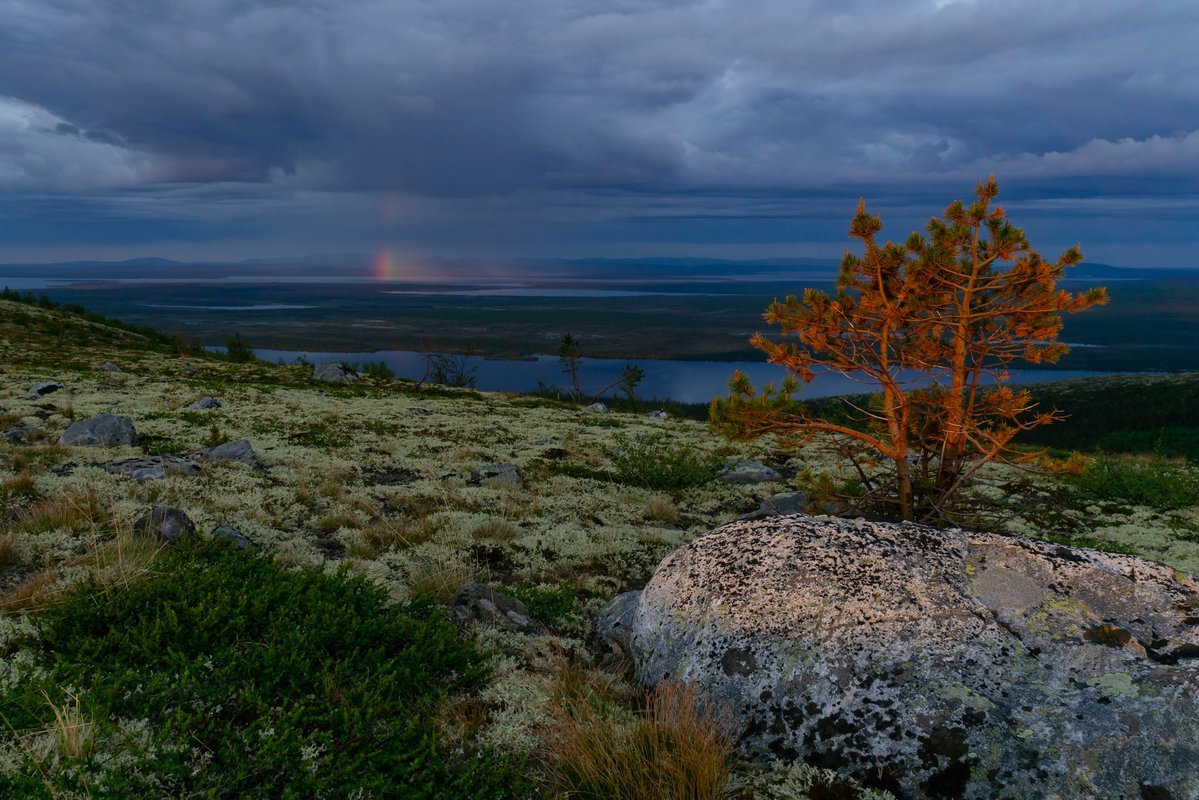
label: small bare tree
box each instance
[711,177,1108,521]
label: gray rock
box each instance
[469,463,523,488]
[194,438,261,467]
[211,524,255,549]
[623,516,1199,800]
[646,410,669,419]
[446,583,547,635]
[718,458,783,485]
[106,456,202,482]
[740,491,809,520]
[26,381,64,398]
[313,363,359,383]
[583,402,608,413]
[187,396,222,410]
[58,414,136,447]
[98,362,122,373]
[2,426,26,443]
[594,590,642,660]
[133,506,196,546]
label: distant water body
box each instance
[253,348,1117,404]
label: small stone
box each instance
[133,506,196,546]
[646,410,669,419]
[187,396,222,410]
[2,426,26,443]
[58,414,137,447]
[194,438,261,467]
[741,491,809,520]
[718,459,783,485]
[313,363,359,383]
[470,463,522,488]
[26,381,64,398]
[446,583,547,635]
[106,456,202,482]
[582,402,608,413]
[211,524,255,549]
[98,362,123,373]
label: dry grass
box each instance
[351,517,436,556]
[470,518,521,543]
[44,691,94,759]
[0,534,21,569]
[550,671,732,800]
[643,495,680,524]
[315,512,360,534]
[1,568,62,614]
[407,554,477,602]
[15,486,106,534]
[1,471,38,501]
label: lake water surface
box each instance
[253,348,1118,404]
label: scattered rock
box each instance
[362,466,421,486]
[2,426,26,443]
[411,407,432,416]
[58,414,136,447]
[620,516,1199,800]
[313,363,359,383]
[194,438,262,467]
[646,409,669,419]
[106,455,202,482]
[98,362,122,373]
[211,524,255,549]
[740,491,809,520]
[133,506,196,546]
[446,583,547,635]
[470,463,523,488]
[718,459,783,485]
[26,381,64,398]
[583,402,608,413]
[187,396,222,410]
[594,590,641,662]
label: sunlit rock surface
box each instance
[619,516,1199,800]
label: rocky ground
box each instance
[1,298,1197,797]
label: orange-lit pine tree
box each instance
[710,177,1109,521]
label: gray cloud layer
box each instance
[2,0,1199,263]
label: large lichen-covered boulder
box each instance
[617,516,1199,800]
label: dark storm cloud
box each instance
[2,0,1199,262]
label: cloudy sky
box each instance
[2,0,1198,266]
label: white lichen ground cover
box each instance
[1,299,1196,794]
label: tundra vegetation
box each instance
[0,282,1196,796]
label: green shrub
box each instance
[500,582,599,626]
[1071,456,1199,511]
[352,360,396,380]
[609,436,719,490]
[0,545,530,798]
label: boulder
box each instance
[133,506,196,546]
[583,402,608,413]
[313,363,359,383]
[211,524,255,550]
[740,490,809,520]
[594,590,642,661]
[618,516,1199,800]
[106,455,202,482]
[58,414,136,447]
[646,409,669,419]
[187,396,222,410]
[470,463,523,488]
[26,381,63,398]
[194,438,261,467]
[98,362,123,373]
[2,426,26,443]
[446,583,547,635]
[718,458,783,485]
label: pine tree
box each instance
[711,177,1108,521]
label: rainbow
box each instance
[374,249,400,281]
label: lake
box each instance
[252,348,1119,404]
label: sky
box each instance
[2,0,1199,267]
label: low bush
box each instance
[609,436,719,490]
[1071,455,1199,511]
[0,545,530,798]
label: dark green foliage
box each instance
[609,436,719,490]
[0,546,530,799]
[223,331,255,362]
[1070,456,1199,511]
[499,582,600,626]
[352,359,396,379]
[0,286,190,353]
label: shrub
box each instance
[643,495,681,524]
[1071,456,1199,511]
[499,582,598,626]
[0,545,530,798]
[223,331,255,363]
[609,436,719,490]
